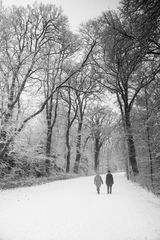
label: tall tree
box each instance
[61,79,78,172]
[73,67,100,173]
[0,4,96,160]
[0,4,67,158]
[86,105,115,171]
[42,30,80,158]
[81,11,159,175]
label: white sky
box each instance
[3,0,120,32]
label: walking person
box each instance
[94,171,103,194]
[106,170,114,194]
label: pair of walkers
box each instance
[94,170,114,194]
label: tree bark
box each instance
[74,121,82,173]
[125,113,139,175]
[45,91,59,157]
[145,88,154,185]
[146,125,154,185]
[66,128,71,173]
[94,138,100,171]
[46,126,52,157]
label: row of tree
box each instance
[0,4,118,179]
[0,0,160,193]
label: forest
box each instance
[0,0,160,194]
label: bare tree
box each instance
[0,4,96,160]
[81,11,160,175]
[60,79,78,172]
[86,105,115,171]
[0,4,67,157]
[41,31,80,158]
[73,67,100,173]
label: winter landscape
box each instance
[0,0,160,239]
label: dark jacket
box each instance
[106,173,114,186]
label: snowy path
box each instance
[0,173,160,240]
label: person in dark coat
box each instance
[94,172,103,194]
[106,170,114,194]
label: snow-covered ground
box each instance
[0,172,160,240]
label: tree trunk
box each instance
[66,128,71,173]
[74,121,82,173]
[46,126,52,157]
[45,91,59,157]
[144,88,154,185]
[45,112,52,175]
[125,113,139,175]
[0,103,15,159]
[0,117,13,159]
[94,138,100,171]
[146,125,154,185]
[46,99,53,158]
